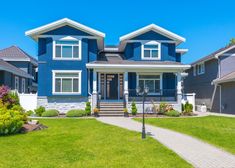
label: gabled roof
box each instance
[0,59,32,79]
[0,46,37,66]
[213,71,235,84]
[119,24,186,45]
[25,18,105,40]
[191,44,235,65]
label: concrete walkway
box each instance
[97,117,235,168]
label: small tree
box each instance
[131,101,137,115]
[85,102,91,115]
[229,38,235,45]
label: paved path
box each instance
[97,117,235,168]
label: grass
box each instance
[0,119,191,168]
[134,116,235,154]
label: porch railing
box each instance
[127,89,177,102]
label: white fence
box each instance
[19,93,37,111]
[182,93,196,112]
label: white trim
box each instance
[176,49,188,55]
[215,45,235,58]
[86,63,191,70]
[136,73,163,95]
[119,24,185,44]
[141,41,161,60]
[221,53,235,56]
[21,78,26,93]
[25,18,105,38]
[52,70,82,95]
[52,36,82,60]
[15,76,19,91]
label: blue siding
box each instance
[132,30,172,41]
[38,36,98,97]
[43,25,93,36]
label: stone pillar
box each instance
[177,72,182,112]
[124,71,129,108]
[92,71,97,110]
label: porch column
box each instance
[124,71,129,108]
[92,71,98,110]
[176,72,182,112]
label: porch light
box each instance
[136,86,141,94]
[144,87,149,94]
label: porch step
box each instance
[99,102,124,117]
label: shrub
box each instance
[41,109,59,117]
[131,101,137,115]
[123,108,128,113]
[66,109,86,117]
[0,109,25,135]
[0,86,19,108]
[165,110,180,117]
[182,103,185,112]
[34,106,45,117]
[184,102,193,113]
[159,102,167,114]
[85,102,91,115]
[26,110,34,116]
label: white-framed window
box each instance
[141,41,161,60]
[15,76,19,91]
[137,74,162,95]
[52,70,82,94]
[193,65,197,76]
[22,78,26,93]
[197,63,205,75]
[53,36,82,60]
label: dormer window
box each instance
[141,41,161,60]
[53,36,82,60]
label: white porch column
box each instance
[92,71,98,110]
[124,71,129,108]
[176,72,182,112]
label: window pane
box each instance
[55,73,79,78]
[144,50,150,57]
[73,79,79,92]
[56,40,78,45]
[73,46,79,58]
[152,50,158,58]
[155,80,160,92]
[144,45,158,49]
[62,46,72,58]
[139,80,144,90]
[139,75,160,79]
[145,80,154,92]
[55,46,61,58]
[62,79,72,92]
[55,79,61,92]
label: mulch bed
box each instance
[20,123,48,133]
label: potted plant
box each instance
[93,107,99,117]
[123,108,129,117]
[131,101,137,116]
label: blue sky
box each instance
[0,0,235,63]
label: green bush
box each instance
[159,102,167,114]
[41,109,59,117]
[26,110,33,116]
[165,110,180,117]
[131,101,137,115]
[66,109,86,117]
[85,102,91,116]
[181,103,185,112]
[34,106,45,117]
[184,102,193,113]
[0,109,25,135]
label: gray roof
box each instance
[191,44,235,65]
[0,59,32,78]
[0,46,38,66]
[213,71,235,84]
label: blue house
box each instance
[0,46,38,93]
[26,18,190,114]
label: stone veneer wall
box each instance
[37,96,88,113]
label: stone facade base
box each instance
[127,101,182,113]
[37,96,88,113]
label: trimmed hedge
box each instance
[42,109,59,117]
[165,110,180,117]
[66,109,87,117]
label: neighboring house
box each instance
[0,46,38,93]
[0,59,32,93]
[184,44,235,114]
[25,18,190,114]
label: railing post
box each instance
[92,71,98,111]
[177,72,182,112]
[124,71,129,108]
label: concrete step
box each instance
[99,111,124,114]
[100,104,124,107]
[99,108,124,111]
[99,113,124,116]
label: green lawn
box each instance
[134,116,235,154]
[0,119,191,168]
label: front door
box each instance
[106,74,118,99]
